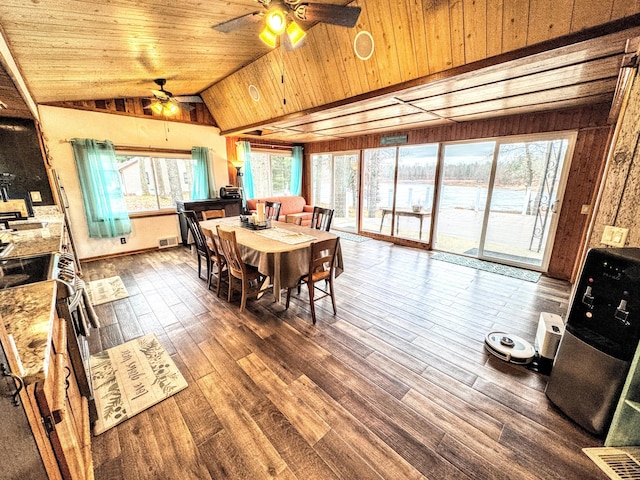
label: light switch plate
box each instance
[601,225,629,247]
[580,204,591,215]
[30,191,42,202]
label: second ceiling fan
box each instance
[147,78,202,115]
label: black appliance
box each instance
[0,253,58,290]
[546,247,640,435]
[175,198,243,245]
[220,185,242,199]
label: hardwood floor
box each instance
[83,238,607,479]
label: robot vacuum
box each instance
[484,332,536,365]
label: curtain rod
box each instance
[241,140,296,150]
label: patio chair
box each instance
[202,209,226,220]
[286,237,340,324]
[200,225,227,297]
[310,206,334,231]
[216,226,272,312]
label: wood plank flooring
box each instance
[83,238,607,479]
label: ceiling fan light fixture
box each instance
[165,102,180,115]
[150,99,180,116]
[150,101,164,115]
[265,9,287,35]
[259,26,278,48]
[286,21,306,47]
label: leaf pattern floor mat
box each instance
[90,333,188,435]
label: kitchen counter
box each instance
[0,281,57,384]
[1,213,64,259]
[0,211,66,384]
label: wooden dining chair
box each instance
[286,237,340,324]
[183,210,212,284]
[264,201,282,221]
[202,209,226,220]
[216,226,272,312]
[285,215,302,226]
[201,226,227,297]
[310,206,334,232]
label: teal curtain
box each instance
[236,141,254,198]
[70,138,132,238]
[290,145,303,196]
[191,146,211,199]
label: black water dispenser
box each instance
[546,248,640,435]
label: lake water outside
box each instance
[335,183,549,267]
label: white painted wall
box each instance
[38,105,229,259]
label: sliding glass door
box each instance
[361,145,437,242]
[311,132,574,270]
[434,133,574,270]
[434,142,495,254]
[311,152,359,231]
[480,137,572,267]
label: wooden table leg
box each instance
[272,252,281,302]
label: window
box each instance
[116,152,196,212]
[311,152,359,231]
[249,150,293,198]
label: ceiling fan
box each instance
[213,0,361,47]
[147,78,202,115]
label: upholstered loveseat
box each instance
[246,196,313,226]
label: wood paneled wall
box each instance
[202,0,640,133]
[43,98,215,126]
[589,69,640,252]
[303,104,614,281]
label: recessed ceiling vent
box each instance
[248,84,260,102]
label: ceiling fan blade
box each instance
[212,12,263,33]
[173,95,203,103]
[294,3,361,27]
[166,97,194,112]
[178,103,195,112]
[151,89,171,100]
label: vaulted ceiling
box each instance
[0,1,639,142]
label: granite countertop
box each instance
[1,213,64,260]
[0,209,65,384]
[0,281,57,384]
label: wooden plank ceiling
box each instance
[0,0,639,142]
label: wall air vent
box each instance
[158,236,179,249]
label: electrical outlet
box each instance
[601,225,628,247]
[120,237,126,244]
[580,204,591,215]
[30,191,42,203]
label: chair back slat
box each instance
[309,237,339,277]
[202,209,225,220]
[216,227,245,279]
[184,210,209,256]
[264,201,282,221]
[311,206,334,231]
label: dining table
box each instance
[200,216,344,303]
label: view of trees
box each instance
[249,152,292,197]
[116,155,194,211]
